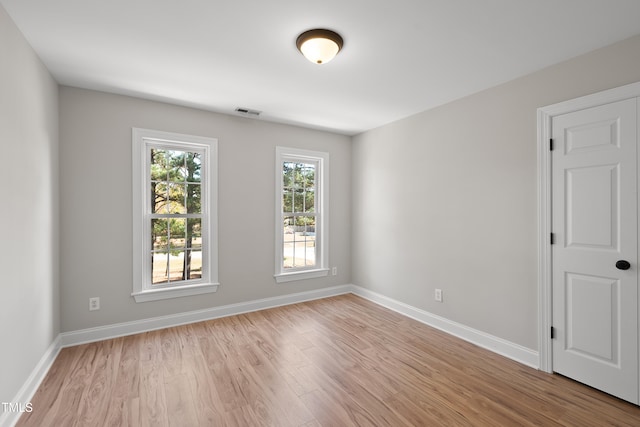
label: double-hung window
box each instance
[275,147,329,282]
[132,128,219,302]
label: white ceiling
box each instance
[3,1,640,135]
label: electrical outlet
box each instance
[332,267,338,276]
[89,297,100,311]
[434,289,443,302]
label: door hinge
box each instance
[551,326,556,339]
[550,233,555,245]
[550,138,554,151]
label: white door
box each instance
[551,98,639,404]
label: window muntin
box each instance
[275,147,329,282]
[132,128,219,302]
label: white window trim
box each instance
[132,128,219,302]
[274,146,329,283]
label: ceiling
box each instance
[3,1,640,136]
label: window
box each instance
[275,146,329,282]
[132,128,219,302]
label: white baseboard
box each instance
[61,285,353,347]
[350,285,539,369]
[1,335,62,427]
[7,283,539,427]
[62,283,538,367]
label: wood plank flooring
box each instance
[17,294,640,426]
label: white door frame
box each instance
[537,81,640,372]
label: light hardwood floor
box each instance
[17,294,640,426]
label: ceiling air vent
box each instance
[234,107,262,117]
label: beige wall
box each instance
[352,34,640,351]
[0,5,59,404]
[59,87,351,332]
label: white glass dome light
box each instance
[296,29,344,65]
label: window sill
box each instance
[132,282,220,303]
[274,268,329,283]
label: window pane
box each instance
[167,150,187,183]
[305,188,315,212]
[186,250,202,280]
[283,215,294,233]
[152,182,168,214]
[298,221,316,267]
[304,227,317,267]
[152,251,169,284]
[186,183,201,214]
[299,163,314,186]
[150,149,168,181]
[295,215,315,230]
[168,183,187,214]
[283,162,295,188]
[283,241,294,269]
[294,187,305,212]
[168,251,185,282]
[301,164,315,213]
[283,216,294,269]
[187,152,201,183]
[294,241,305,267]
[187,218,202,249]
[169,218,186,249]
[282,187,292,213]
[151,218,168,250]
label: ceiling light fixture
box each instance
[296,29,343,65]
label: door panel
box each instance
[565,118,619,154]
[565,273,618,363]
[552,98,638,404]
[565,165,618,249]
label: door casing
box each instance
[537,81,640,373]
